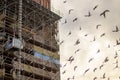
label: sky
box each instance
[51,0,120,80]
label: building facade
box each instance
[0,0,61,80]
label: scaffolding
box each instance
[0,0,61,80]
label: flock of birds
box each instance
[58,0,120,80]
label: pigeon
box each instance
[100,33,105,37]
[91,36,96,42]
[69,9,74,14]
[68,31,71,36]
[74,66,77,71]
[74,39,80,45]
[99,64,104,69]
[100,10,110,18]
[114,52,118,59]
[103,57,109,63]
[63,63,67,68]
[93,5,98,10]
[93,77,97,80]
[112,26,119,32]
[101,73,106,79]
[80,27,82,30]
[88,58,94,63]
[63,0,67,3]
[83,68,90,76]
[63,19,67,24]
[59,40,64,45]
[75,49,80,54]
[97,49,100,53]
[116,40,120,45]
[96,24,101,29]
[84,34,88,36]
[93,68,97,72]
[62,70,66,74]
[85,11,92,17]
[73,18,78,22]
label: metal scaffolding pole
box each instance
[18,0,23,80]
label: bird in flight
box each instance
[69,9,74,14]
[103,57,109,63]
[62,70,66,74]
[68,31,71,36]
[88,58,94,63]
[74,39,80,45]
[96,24,101,29]
[63,19,67,24]
[73,18,78,22]
[101,73,106,79]
[99,64,104,69]
[97,49,100,53]
[74,66,77,71]
[74,49,80,54]
[100,10,110,18]
[112,26,119,32]
[93,5,98,10]
[114,52,118,59]
[93,77,97,80]
[93,68,97,72]
[63,0,67,3]
[59,40,64,45]
[85,11,92,17]
[83,68,90,76]
[100,33,105,37]
[116,40,120,45]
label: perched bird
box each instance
[112,26,119,32]
[85,11,92,17]
[93,5,98,10]
[113,63,119,69]
[74,39,80,45]
[83,68,90,76]
[100,10,110,18]
[100,33,105,37]
[68,31,71,36]
[96,24,101,29]
[93,77,97,80]
[73,18,78,22]
[93,68,97,72]
[69,9,74,14]
[99,64,104,69]
[74,66,77,71]
[88,58,94,63]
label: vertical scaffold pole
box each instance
[18,0,22,80]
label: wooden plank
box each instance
[0,69,5,77]
[13,61,55,79]
[13,51,59,70]
[34,45,60,59]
